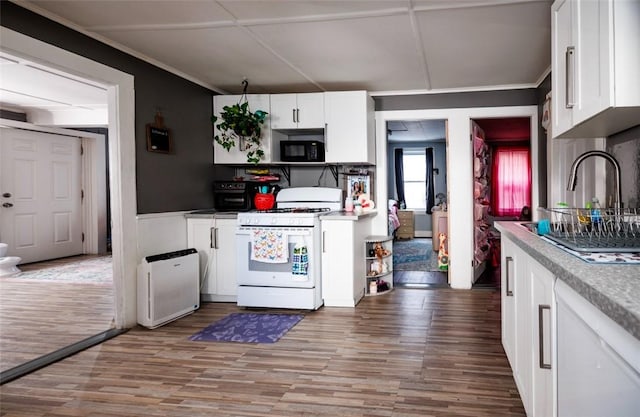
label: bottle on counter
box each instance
[345,197,354,212]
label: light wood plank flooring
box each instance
[0,255,114,371]
[0,288,524,416]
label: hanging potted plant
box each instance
[211,80,268,164]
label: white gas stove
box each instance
[237,187,342,226]
[235,187,342,310]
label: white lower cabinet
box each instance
[320,216,372,307]
[556,280,640,417]
[501,235,555,417]
[187,217,237,302]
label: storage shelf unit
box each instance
[364,235,393,296]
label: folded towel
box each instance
[292,244,309,276]
[251,230,289,263]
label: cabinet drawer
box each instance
[397,226,414,239]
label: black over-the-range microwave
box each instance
[280,140,325,162]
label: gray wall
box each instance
[1,1,231,214]
[374,89,538,111]
[607,125,640,208]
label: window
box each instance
[403,150,426,210]
[491,147,531,217]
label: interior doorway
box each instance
[374,106,539,289]
[386,119,449,288]
[0,27,136,383]
[471,117,532,288]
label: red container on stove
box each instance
[254,193,275,210]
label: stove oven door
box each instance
[236,226,318,288]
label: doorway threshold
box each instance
[0,327,127,385]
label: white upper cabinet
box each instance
[551,0,640,139]
[213,94,271,164]
[324,91,375,164]
[270,93,324,129]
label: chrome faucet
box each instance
[567,150,622,209]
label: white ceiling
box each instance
[1,0,551,136]
[0,51,108,123]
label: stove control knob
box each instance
[253,218,260,225]
[289,218,295,225]
[271,218,277,225]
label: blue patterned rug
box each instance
[393,239,440,271]
[189,313,303,343]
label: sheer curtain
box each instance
[491,147,531,217]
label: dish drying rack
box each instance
[539,207,640,253]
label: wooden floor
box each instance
[393,270,449,288]
[0,255,114,371]
[0,288,525,417]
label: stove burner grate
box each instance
[257,207,332,214]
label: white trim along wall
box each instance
[1,27,138,328]
[374,105,539,289]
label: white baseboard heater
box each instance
[137,248,200,329]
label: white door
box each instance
[0,128,83,263]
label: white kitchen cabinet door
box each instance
[530,258,555,417]
[187,218,215,294]
[270,94,298,129]
[551,0,574,137]
[186,217,237,302]
[270,93,324,130]
[213,94,271,164]
[513,244,532,414]
[551,0,640,138]
[324,91,375,164]
[321,218,371,307]
[501,237,518,369]
[556,280,640,417]
[572,0,611,126]
[212,218,237,298]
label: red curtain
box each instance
[491,147,531,217]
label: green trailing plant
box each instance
[211,101,268,164]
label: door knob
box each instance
[2,193,11,198]
[2,203,13,208]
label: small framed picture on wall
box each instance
[146,111,172,153]
[347,174,370,200]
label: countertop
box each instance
[320,209,377,221]
[184,210,377,220]
[495,221,640,341]
[184,210,237,219]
